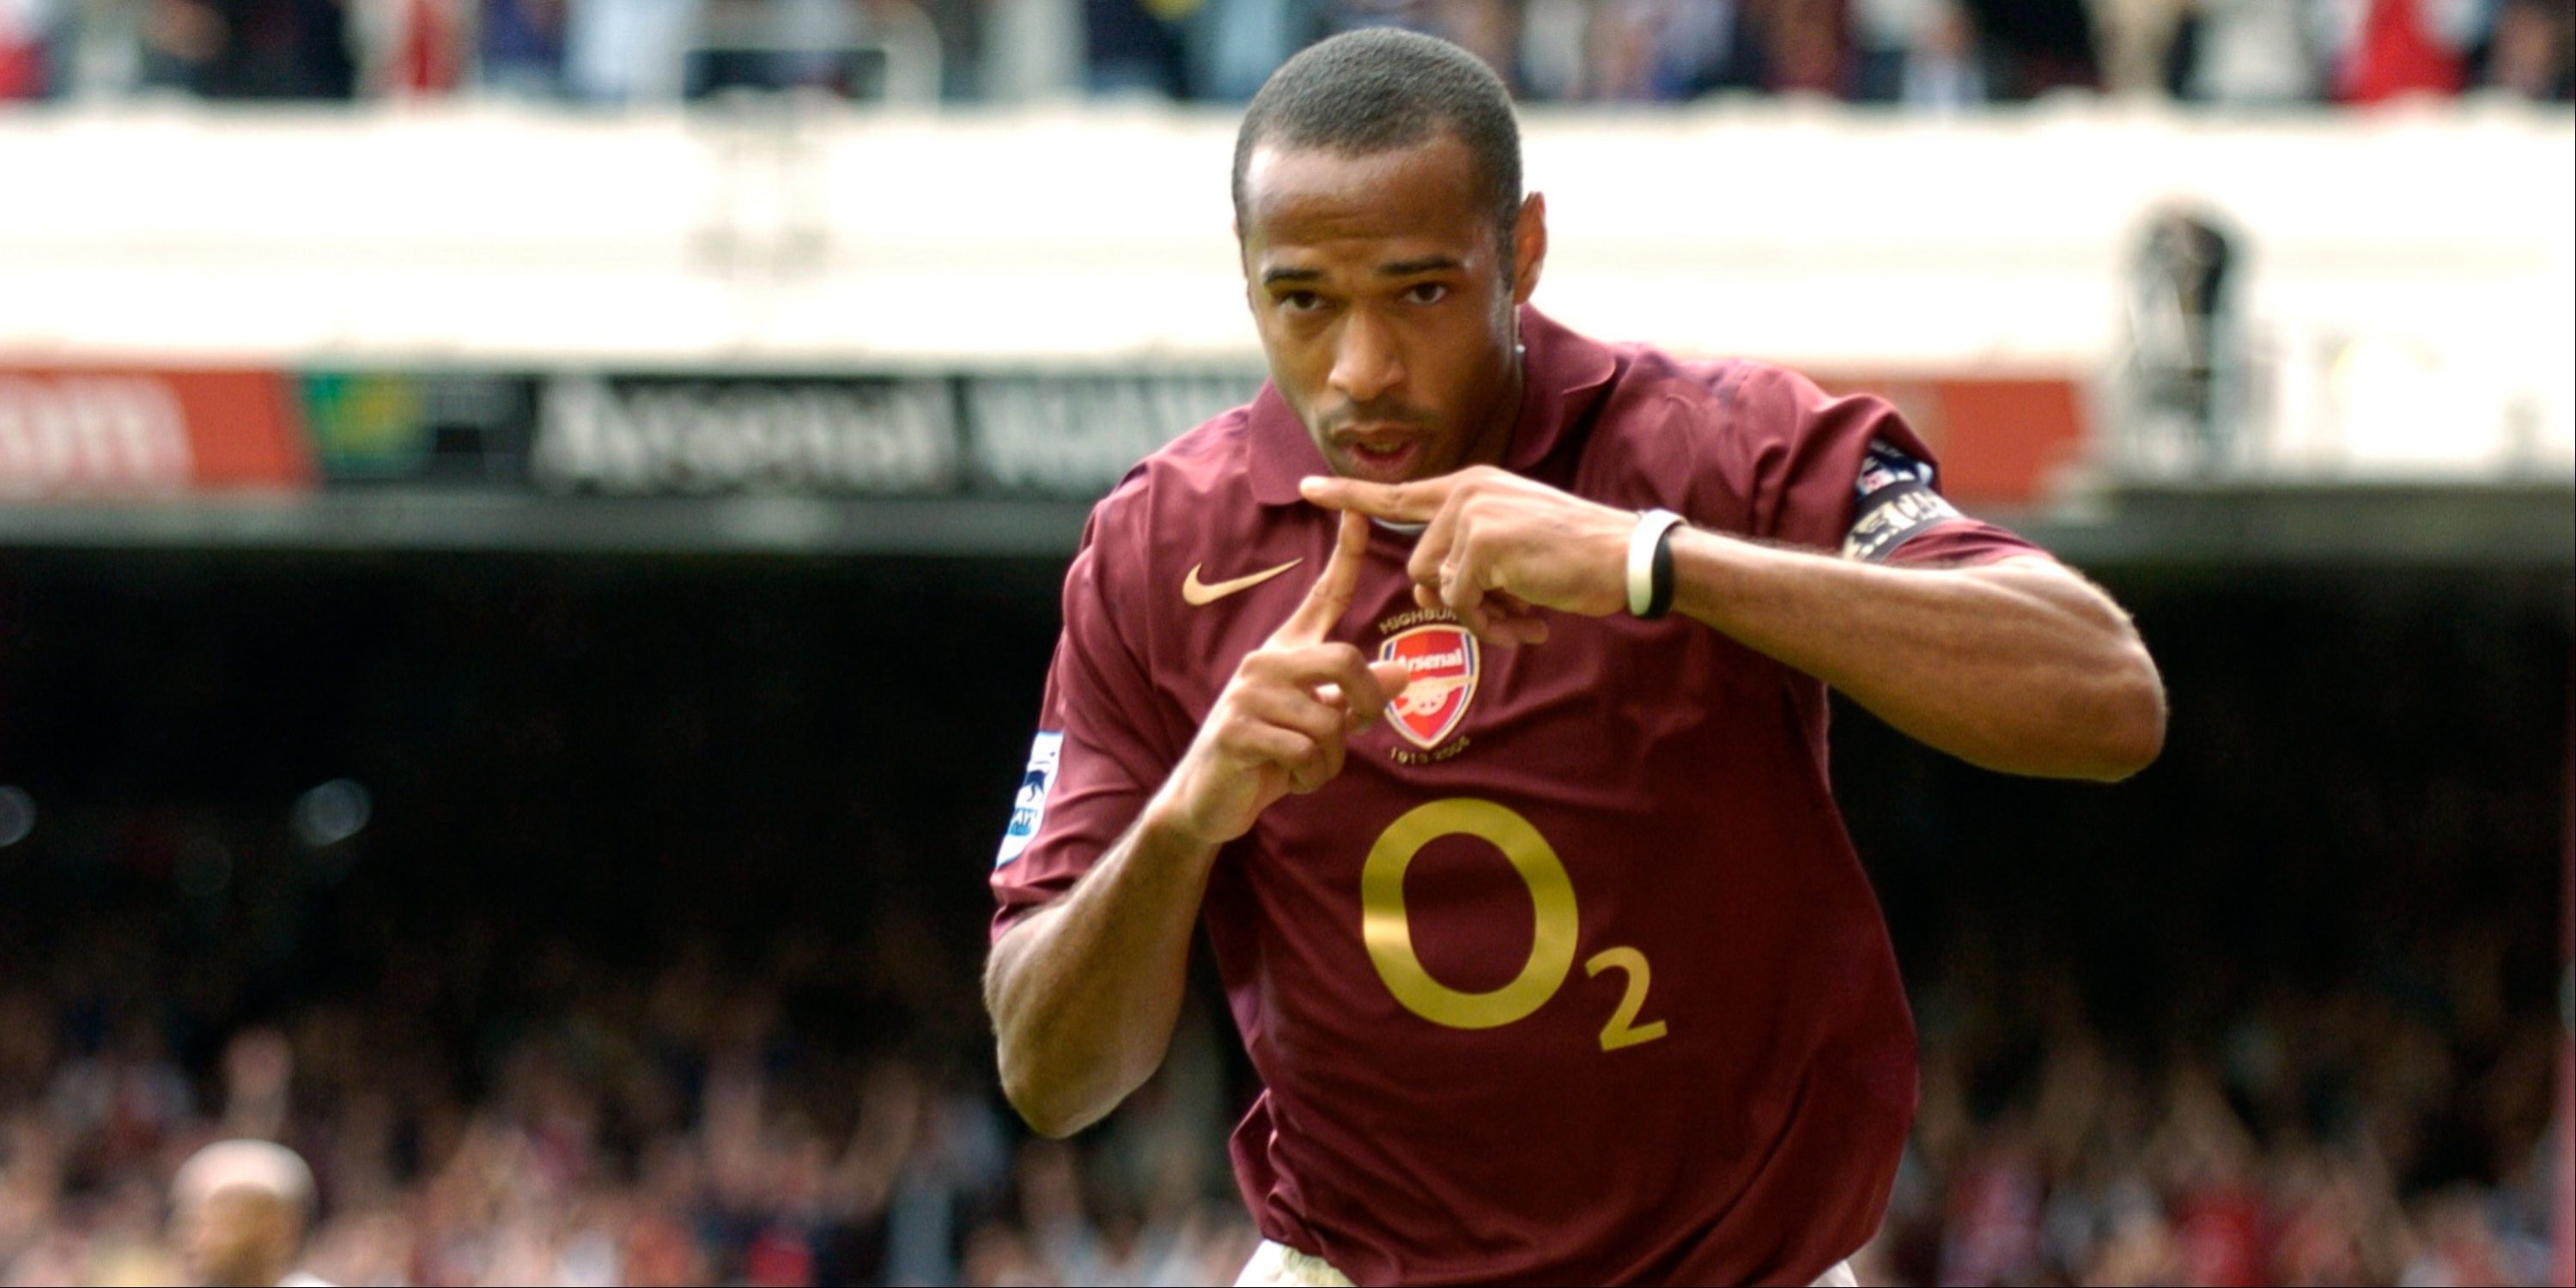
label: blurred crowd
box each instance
[0,920,1262,1285]
[0,0,2569,106]
[1862,949,2566,1285]
[0,887,2560,1285]
[0,550,2568,1285]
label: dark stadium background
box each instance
[1,544,2565,1284]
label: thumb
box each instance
[1344,662,1414,731]
[1369,660,1414,702]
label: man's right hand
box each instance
[1146,509,1413,848]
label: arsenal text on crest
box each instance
[1378,624,1479,752]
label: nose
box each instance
[1327,309,1406,406]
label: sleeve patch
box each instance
[1843,440,1962,562]
[994,731,1064,868]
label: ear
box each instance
[1510,192,1548,306]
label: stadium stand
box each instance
[1,3,2570,1285]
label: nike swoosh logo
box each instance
[1182,559,1303,606]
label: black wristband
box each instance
[1643,520,1679,619]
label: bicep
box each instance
[990,544,1181,939]
[985,899,1063,1000]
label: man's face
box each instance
[1238,133,1544,485]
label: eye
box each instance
[1403,282,1449,306]
[1280,291,1324,313]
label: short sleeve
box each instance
[988,503,1180,940]
[1716,363,2047,568]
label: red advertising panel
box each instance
[0,368,313,498]
[1817,374,2088,508]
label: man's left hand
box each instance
[1299,466,1638,646]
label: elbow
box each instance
[997,1047,1106,1139]
[999,1063,1084,1139]
[1977,643,2164,783]
[992,1013,1131,1140]
[2078,708,2164,784]
[984,914,1144,1139]
[997,1033,1160,1139]
[988,1000,1096,1139]
[986,923,1089,1139]
[2073,649,2167,783]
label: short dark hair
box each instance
[1231,28,1523,246]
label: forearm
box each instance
[987,513,1408,1137]
[1668,533,2166,781]
[983,799,1218,1138]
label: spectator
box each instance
[0,0,46,98]
[477,0,566,96]
[1851,0,1918,100]
[1189,0,1315,102]
[1964,0,2100,95]
[169,1139,325,1288]
[2086,0,2187,95]
[2480,0,2574,100]
[562,0,699,102]
[2330,0,2479,103]
[15,0,2571,108]
[362,0,467,93]
[193,0,359,97]
[2182,0,2327,106]
[1853,0,1990,106]
[1589,0,1767,102]
[1904,0,1990,109]
[1758,0,1853,94]
[123,0,222,92]
[1084,0,1188,95]
[2509,0,2573,96]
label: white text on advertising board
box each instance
[966,374,1254,495]
[531,376,959,495]
[0,376,194,499]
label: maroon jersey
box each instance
[992,308,2044,1286]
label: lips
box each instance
[1333,426,1425,483]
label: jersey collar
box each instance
[1246,305,1621,507]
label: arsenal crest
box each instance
[1379,625,1479,750]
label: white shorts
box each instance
[1233,1238,1861,1286]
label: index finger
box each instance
[1273,509,1371,644]
[1299,474,1450,523]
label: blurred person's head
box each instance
[217,1029,293,1142]
[2488,0,2573,100]
[2084,1206,2184,1286]
[167,1140,314,1287]
[1918,0,1978,59]
[1230,28,1546,487]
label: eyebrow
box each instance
[1259,255,1467,288]
[1376,255,1464,277]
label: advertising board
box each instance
[0,368,311,499]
